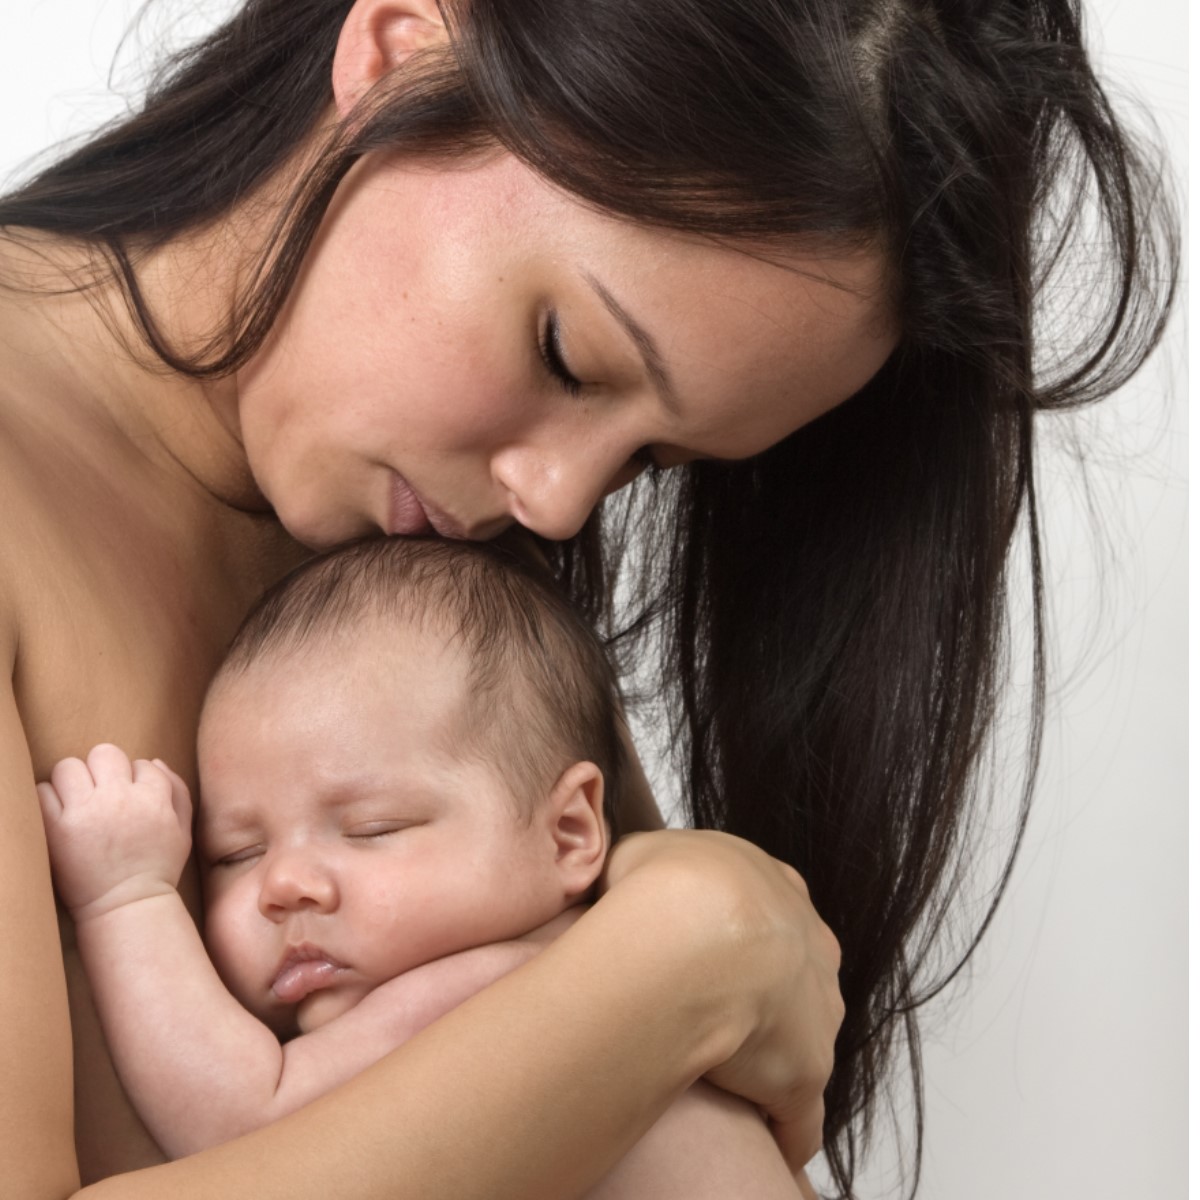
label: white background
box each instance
[0,2,1187,1196]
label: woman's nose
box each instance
[258,850,338,919]
[492,441,646,542]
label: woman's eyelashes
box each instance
[537,310,663,476]
[539,310,584,397]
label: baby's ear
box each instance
[332,0,449,118]
[544,762,608,900]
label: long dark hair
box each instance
[0,1,1176,1194]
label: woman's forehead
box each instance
[572,225,899,450]
[359,150,898,443]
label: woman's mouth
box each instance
[388,472,466,538]
[388,472,435,536]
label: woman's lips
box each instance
[271,946,348,1004]
[388,472,466,538]
[388,472,434,536]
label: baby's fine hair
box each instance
[214,537,627,829]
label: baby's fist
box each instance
[37,745,193,920]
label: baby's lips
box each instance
[271,953,347,1003]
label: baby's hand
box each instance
[36,744,193,921]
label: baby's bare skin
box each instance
[39,744,802,1198]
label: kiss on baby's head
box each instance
[194,537,628,1036]
[208,536,628,822]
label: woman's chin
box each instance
[276,502,376,553]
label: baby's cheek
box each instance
[203,897,258,1001]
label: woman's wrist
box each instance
[600,829,843,1170]
[598,833,770,1071]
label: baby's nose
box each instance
[258,851,338,917]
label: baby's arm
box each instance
[37,746,541,1158]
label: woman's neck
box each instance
[0,225,268,515]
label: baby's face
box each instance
[197,623,569,1036]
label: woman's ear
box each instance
[544,762,609,900]
[332,0,448,118]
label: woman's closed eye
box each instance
[539,309,583,397]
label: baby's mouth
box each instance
[271,943,348,1004]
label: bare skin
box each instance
[0,6,864,1190]
[0,239,309,1178]
[0,237,841,1195]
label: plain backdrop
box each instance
[0,2,1187,1197]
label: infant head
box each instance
[196,537,626,1035]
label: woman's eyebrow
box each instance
[583,271,682,416]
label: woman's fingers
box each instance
[706,889,842,1168]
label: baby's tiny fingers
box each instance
[50,755,98,801]
[131,757,169,793]
[87,743,134,786]
[152,759,193,828]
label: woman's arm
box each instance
[585,1081,803,1200]
[78,842,831,1200]
[0,673,80,1197]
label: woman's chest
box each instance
[4,431,306,784]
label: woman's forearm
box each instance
[180,938,546,1153]
[0,685,79,1199]
[79,882,722,1200]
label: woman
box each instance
[0,1,1175,1198]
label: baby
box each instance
[39,538,802,1197]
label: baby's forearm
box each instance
[73,893,288,1157]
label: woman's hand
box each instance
[601,829,843,1172]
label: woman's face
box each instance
[235,152,898,550]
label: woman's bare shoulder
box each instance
[0,345,274,778]
[0,374,59,629]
